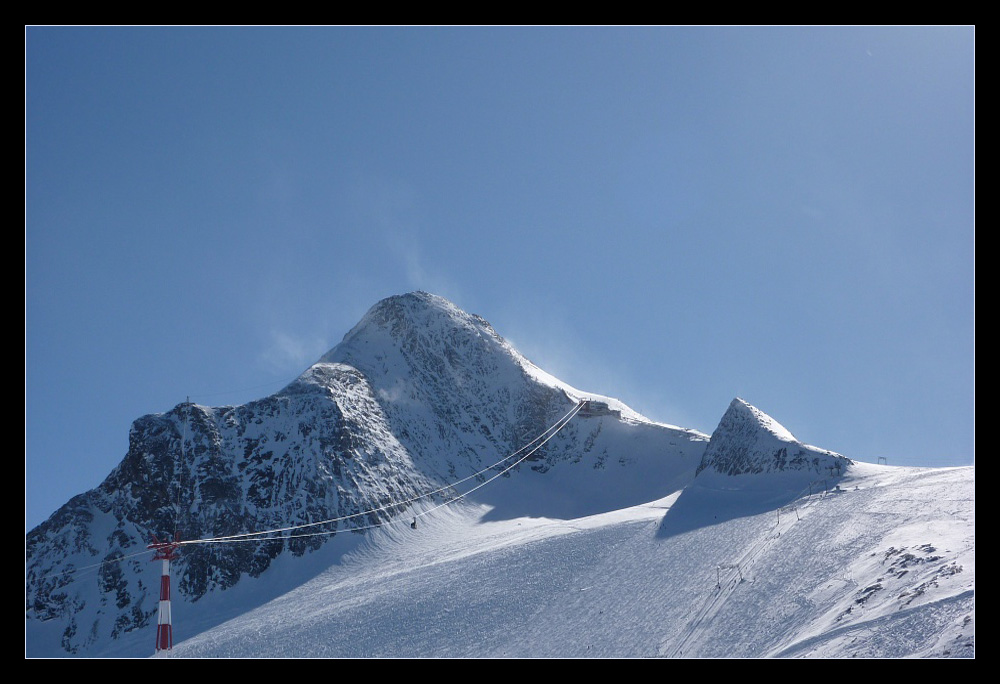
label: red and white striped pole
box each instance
[148,535,181,653]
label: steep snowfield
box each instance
[170,462,974,659]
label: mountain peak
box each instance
[320,292,504,365]
[697,398,851,478]
[348,291,479,333]
[725,397,797,442]
[363,291,455,323]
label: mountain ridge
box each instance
[25,292,973,658]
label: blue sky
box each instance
[25,26,974,532]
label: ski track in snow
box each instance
[167,464,973,659]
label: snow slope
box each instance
[171,463,974,658]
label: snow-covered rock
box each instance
[697,397,852,479]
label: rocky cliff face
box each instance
[25,292,708,656]
[25,383,440,653]
[696,397,852,479]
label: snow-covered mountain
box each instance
[24,292,974,658]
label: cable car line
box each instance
[34,547,159,581]
[34,400,585,583]
[179,400,584,547]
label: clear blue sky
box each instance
[25,26,975,532]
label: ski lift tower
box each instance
[148,534,181,653]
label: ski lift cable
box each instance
[186,401,584,545]
[30,402,583,585]
[35,547,158,580]
[182,400,581,545]
[179,401,584,547]
[414,400,584,520]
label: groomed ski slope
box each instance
[169,462,974,658]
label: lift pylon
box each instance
[148,534,181,653]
